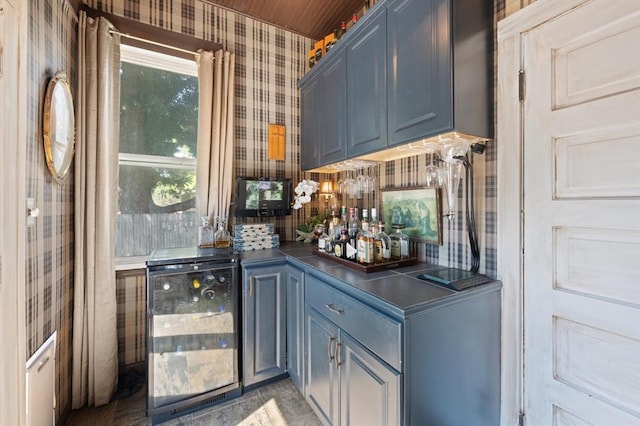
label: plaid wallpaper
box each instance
[26,0,77,421]
[25,0,536,421]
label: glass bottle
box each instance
[370,208,390,263]
[347,207,359,260]
[339,21,347,39]
[317,225,333,253]
[330,207,342,241]
[198,216,214,248]
[340,205,348,226]
[213,217,231,248]
[334,229,349,259]
[357,209,374,265]
[390,224,409,259]
[378,220,392,261]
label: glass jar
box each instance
[198,216,214,248]
[390,224,409,259]
[214,217,231,248]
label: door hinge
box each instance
[518,411,525,426]
[518,70,526,101]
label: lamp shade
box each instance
[320,181,334,194]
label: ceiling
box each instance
[202,0,365,40]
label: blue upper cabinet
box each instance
[300,74,321,171]
[298,0,492,169]
[387,0,493,146]
[299,46,347,170]
[347,6,387,157]
[318,46,348,165]
[386,0,451,147]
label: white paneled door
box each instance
[522,1,640,424]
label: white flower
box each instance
[292,179,318,209]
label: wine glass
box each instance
[425,153,443,187]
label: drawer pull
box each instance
[335,342,343,369]
[249,274,254,296]
[327,337,336,362]
[325,303,344,315]
[37,356,50,373]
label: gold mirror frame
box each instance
[43,72,75,184]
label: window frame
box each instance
[116,44,199,268]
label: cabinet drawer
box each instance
[306,275,401,371]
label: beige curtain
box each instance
[72,12,120,409]
[196,49,236,223]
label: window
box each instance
[116,45,199,259]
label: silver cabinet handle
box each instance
[249,274,254,297]
[327,337,336,362]
[37,356,50,373]
[325,303,344,315]
[335,342,343,369]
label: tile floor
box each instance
[65,378,322,426]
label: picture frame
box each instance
[381,186,443,245]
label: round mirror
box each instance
[43,72,75,183]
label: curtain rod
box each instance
[109,29,200,58]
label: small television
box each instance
[235,177,292,217]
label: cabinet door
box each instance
[286,265,305,392]
[387,0,452,147]
[339,333,401,426]
[347,6,387,157]
[242,264,287,387]
[305,308,340,426]
[300,75,321,171]
[318,46,348,166]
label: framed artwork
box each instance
[381,187,443,245]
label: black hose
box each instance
[462,155,480,273]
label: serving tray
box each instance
[312,249,417,273]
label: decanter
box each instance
[198,216,214,248]
[214,217,231,248]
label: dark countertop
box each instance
[238,242,501,318]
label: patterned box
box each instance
[233,234,280,251]
[233,223,275,236]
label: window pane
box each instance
[119,62,198,158]
[116,165,197,257]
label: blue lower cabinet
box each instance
[339,333,400,426]
[286,265,305,392]
[305,308,340,426]
[305,276,402,425]
[242,263,287,387]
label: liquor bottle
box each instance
[364,0,371,12]
[340,21,347,39]
[214,217,231,248]
[347,207,359,261]
[341,205,348,226]
[331,207,342,240]
[390,224,409,259]
[352,14,358,27]
[356,209,374,265]
[198,216,214,248]
[334,229,349,259]
[370,208,387,263]
[378,219,392,261]
[317,224,330,253]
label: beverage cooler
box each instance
[145,247,241,424]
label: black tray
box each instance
[312,249,416,273]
